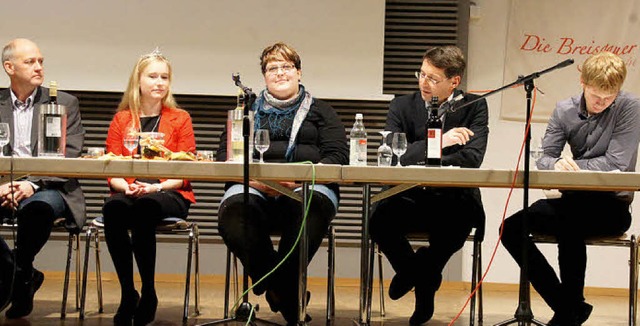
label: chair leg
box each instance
[60,233,74,319]
[478,242,484,324]
[95,227,104,313]
[376,245,386,317]
[629,235,637,326]
[182,226,194,321]
[80,227,94,319]
[193,225,200,316]
[469,239,481,326]
[326,225,336,323]
[75,233,81,311]
[223,248,232,318]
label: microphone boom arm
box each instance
[450,58,574,113]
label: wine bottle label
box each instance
[427,128,441,159]
[45,116,62,137]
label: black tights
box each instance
[102,191,189,299]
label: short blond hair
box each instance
[581,52,626,93]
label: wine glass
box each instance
[392,132,407,167]
[254,129,270,163]
[529,136,544,169]
[377,131,392,166]
[0,123,9,157]
[123,125,139,157]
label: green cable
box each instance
[232,161,317,324]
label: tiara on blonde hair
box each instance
[141,47,165,60]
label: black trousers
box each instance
[370,187,475,280]
[0,189,67,276]
[500,192,631,314]
[102,191,190,298]
[217,190,335,302]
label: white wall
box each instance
[466,0,638,289]
[0,0,387,100]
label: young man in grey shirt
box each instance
[501,51,640,326]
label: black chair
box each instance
[80,216,201,321]
[0,217,82,319]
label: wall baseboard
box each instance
[42,271,630,298]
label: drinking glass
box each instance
[0,123,9,157]
[377,131,392,166]
[392,132,407,167]
[529,136,544,168]
[254,129,270,163]
[123,125,139,156]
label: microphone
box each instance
[442,93,465,114]
[232,73,255,98]
[554,58,574,70]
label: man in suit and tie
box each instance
[0,38,85,318]
[369,45,489,325]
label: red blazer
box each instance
[105,106,196,203]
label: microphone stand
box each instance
[448,59,573,326]
[201,75,279,326]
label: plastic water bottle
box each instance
[349,113,367,166]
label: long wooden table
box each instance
[341,165,640,325]
[3,158,640,325]
[0,157,342,324]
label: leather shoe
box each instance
[389,248,428,300]
[389,270,415,300]
[114,290,140,326]
[409,273,442,325]
[5,269,44,319]
[548,302,593,326]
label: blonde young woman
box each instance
[102,50,196,326]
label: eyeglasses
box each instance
[414,71,446,86]
[265,63,297,75]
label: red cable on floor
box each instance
[447,87,538,325]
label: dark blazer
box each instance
[385,90,489,237]
[0,87,86,230]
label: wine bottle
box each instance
[425,96,442,166]
[43,81,61,155]
[228,88,244,161]
[49,80,58,104]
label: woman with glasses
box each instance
[216,42,348,325]
[102,50,196,326]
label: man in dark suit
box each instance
[0,38,85,318]
[370,46,489,325]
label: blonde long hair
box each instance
[117,51,178,129]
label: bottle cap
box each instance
[356,113,363,119]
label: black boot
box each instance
[114,290,139,326]
[133,291,157,326]
[5,269,44,319]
